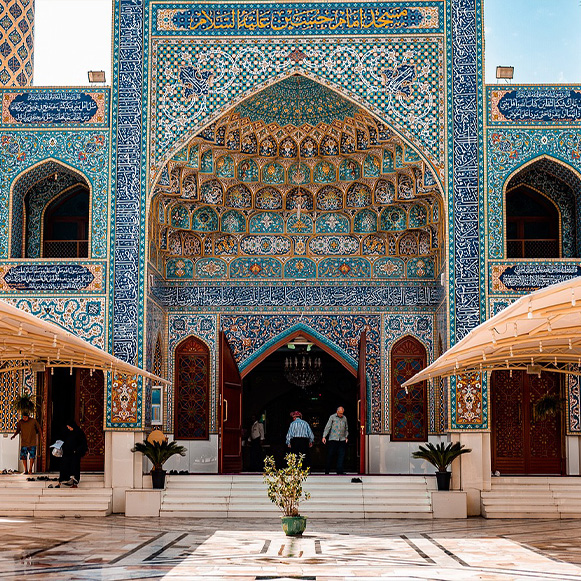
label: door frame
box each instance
[491,370,565,475]
[236,327,369,474]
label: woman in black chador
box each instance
[58,421,88,488]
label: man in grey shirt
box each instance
[322,406,348,474]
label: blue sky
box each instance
[484,0,581,84]
[33,0,581,86]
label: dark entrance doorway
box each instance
[41,368,105,472]
[492,370,564,475]
[242,343,358,473]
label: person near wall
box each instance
[322,406,349,475]
[285,411,314,468]
[11,412,41,475]
[57,421,88,488]
[248,414,265,471]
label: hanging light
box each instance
[284,344,322,389]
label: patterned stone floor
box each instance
[2,516,581,580]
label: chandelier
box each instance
[284,351,322,388]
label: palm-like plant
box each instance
[13,394,35,416]
[412,441,471,472]
[534,394,563,421]
[131,440,186,470]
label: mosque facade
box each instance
[1,0,581,514]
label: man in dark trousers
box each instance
[248,415,265,471]
[322,406,349,474]
[285,411,314,467]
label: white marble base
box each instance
[431,491,467,519]
[125,489,161,517]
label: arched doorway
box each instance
[174,336,210,440]
[390,336,428,441]
[491,370,564,475]
[242,339,358,473]
[40,368,105,472]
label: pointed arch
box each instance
[151,69,444,193]
[237,324,357,378]
[10,159,92,259]
[174,335,211,439]
[390,335,428,442]
[503,155,581,259]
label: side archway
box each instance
[174,335,210,440]
[390,336,428,441]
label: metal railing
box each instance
[43,240,89,258]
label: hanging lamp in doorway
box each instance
[284,335,322,388]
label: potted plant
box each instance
[131,439,186,489]
[263,453,311,536]
[412,441,471,491]
[12,394,35,416]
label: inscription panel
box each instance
[154,2,444,35]
[1,90,109,126]
[0,263,105,293]
[488,87,581,125]
[490,262,581,294]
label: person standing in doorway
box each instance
[322,406,349,474]
[248,414,265,471]
[57,421,88,488]
[11,412,41,475]
[285,411,314,468]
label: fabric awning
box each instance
[0,298,169,384]
[402,276,581,387]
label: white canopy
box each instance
[403,276,581,387]
[0,298,169,384]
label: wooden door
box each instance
[357,329,367,474]
[219,331,243,473]
[390,337,427,441]
[492,370,563,474]
[77,369,105,471]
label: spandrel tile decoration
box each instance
[0,0,580,518]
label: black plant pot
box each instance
[435,471,451,491]
[151,469,166,489]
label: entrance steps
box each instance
[160,474,436,518]
[0,473,111,517]
[481,477,581,518]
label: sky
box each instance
[33,0,581,86]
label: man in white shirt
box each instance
[248,415,265,471]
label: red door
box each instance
[492,370,563,474]
[357,329,367,474]
[390,337,428,441]
[219,331,243,473]
[77,370,105,472]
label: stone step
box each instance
[160,475,434,518]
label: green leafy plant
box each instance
[263,453,311,517]
[412,441,471,472]
[131,440,186,470]
[12,394,35,416]
[534,394,563,421]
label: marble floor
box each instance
[1,516,581,580]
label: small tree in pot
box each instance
[131,440,186,489]
[263,453,310,536]
[412,441,471,491]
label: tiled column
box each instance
[0,0,34,86]
[448,0,488,513]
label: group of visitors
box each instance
[11,412,87,487]
[250,406,350,474]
